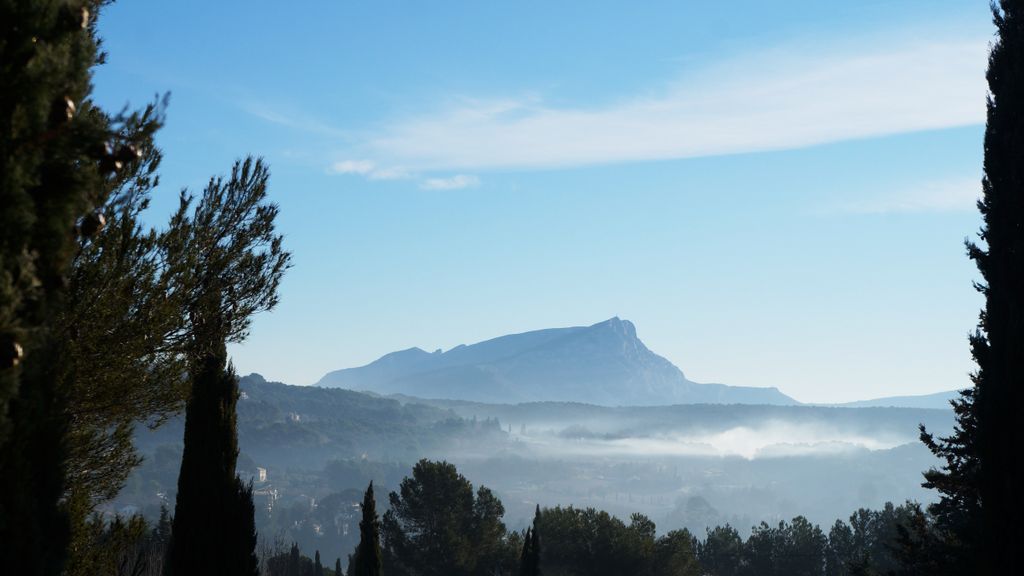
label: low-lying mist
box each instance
[515,420,910,460]
[114,379,956,560]
[408,399,954,535]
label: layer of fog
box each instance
[119,387,955,546]
[504,420,912,460]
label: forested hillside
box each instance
[108,376,954,565]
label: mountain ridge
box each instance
[317,318,797,406]
[828,389,961,410]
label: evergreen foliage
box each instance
[518,506,541,576]
[0,1,147,572]
[336,557,343,576]
[160,456,932,576]
[519,528,534,576]
[917,1,1024,573]
[382,459,516,576]
[165,158,289,575]
[652,530,700,576]
[533,506,653,576]
[315,550,323,575]
[740,517,827,576]
[66,514,153,576]
[1,4,289,573]
[265,542,310,576]
[58,100,186,510]
[699,525,743,576]
[58,510,177,576]
[0,0,106,434]
[350,482,383,576]
[166,339,258,575]
[971,1,1024,572]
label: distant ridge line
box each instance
[316,318,797,407]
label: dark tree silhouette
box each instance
[57,98,174,508]
[519,528,533,576]
[350,482,383,576]
[0,1,141,572]
[166,339,259,576]
[971,2,1024,572]
[166,159,290,575]
[382,460,510,576]
[519,528,541,576]
[919,2,1024,574]
[652,529,700,576]
[533,506,656,576]
[699,525,743,576]
[519,506,541,576]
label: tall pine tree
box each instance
[350,482,383,576]
[165,158,290,575]
[919,2,1024,573]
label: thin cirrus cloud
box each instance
[328,159,409,181]
[328,160,480,189]
[243,101,348,138]
[338,35,988,174]
[835,177,982,215]
[420,174,480,190]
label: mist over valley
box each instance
[113,320,957,563]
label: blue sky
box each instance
[93,1,994,403]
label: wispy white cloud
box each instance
[242,101,348,138]
[328,159,410,180]
[330,159,375,175]
[344,36,987,172]
[327,159,474,189]
[367,166,412,181]
[420,174,481,190]
[836,177,981,214]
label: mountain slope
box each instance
[833,390,961,409]
[317,318,796,406]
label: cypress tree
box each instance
[0,1,131,572]
[335,557,343,576]
[315,550,323,576]
[350,482,383,576]
[518,506,541,576]
[166,333,258,575]
[531,521,541,572]
[973,2,1024,572]
[519,528,534,576]
[920,2,1024,573]
[524,504,548,569]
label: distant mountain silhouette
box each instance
[830,389,961,409]
[317,317,796,406]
